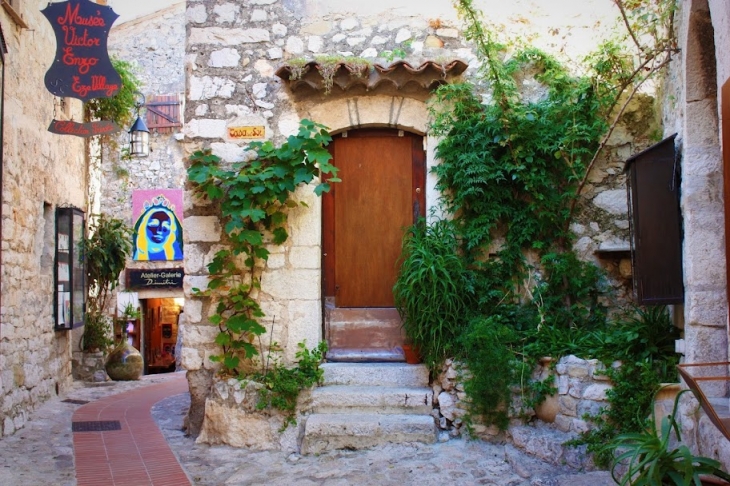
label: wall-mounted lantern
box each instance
[129,92,149,157]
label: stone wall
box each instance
[196,377,305,451]
[658,0,730,471]
[433,356,611,469]
[181,0,662,432]
[433,357,612,436]
[0,3,88,435]
[71,352,109,383]
[101,2,188,295]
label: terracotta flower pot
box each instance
[403,344,421,364]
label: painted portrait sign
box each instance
[41,0,122,102]
[132,190,184,261]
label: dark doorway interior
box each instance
[141,297,183,374]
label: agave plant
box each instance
[610,388,730,486]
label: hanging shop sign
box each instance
[48,119,120,137]
[126,268,184,290]
[41,0,121,102]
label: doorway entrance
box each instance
[322,129,426,361]
[141,298,183,374]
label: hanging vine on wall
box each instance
[396,0,679,433]
[187,119,339,375]
[84,57,142,128]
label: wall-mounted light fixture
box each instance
[129,92,149,157]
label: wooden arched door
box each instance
[322,129,426,361]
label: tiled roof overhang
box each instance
[275,60,468,100]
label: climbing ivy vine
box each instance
[397,0,679,434]
[188,119,338,375]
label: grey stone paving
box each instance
[0,372,615,485]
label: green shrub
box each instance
[393,219,475,368]
[459,316,520,429]
[81,214,132,352]
[254,340,327,429]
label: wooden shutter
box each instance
[145,94,182,133]
[626,134,684,305]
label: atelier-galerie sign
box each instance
[41,0,121,102]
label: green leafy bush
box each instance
[81,215,132,352]
[85,57,142,128]
[609,389,730,485]
[255,341,327,429]
[394,0,680,435]
[574,306,680,466]
[393,219,474,368]
[459,316,520,429]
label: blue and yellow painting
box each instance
[132,189,184,261]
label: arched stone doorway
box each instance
[321,128,426,361]
[286,94,433,361]
[680,0,728,370]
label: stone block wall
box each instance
[658,0,730,471]
[432,357,612,449]
[0,4,88,435]
[180,0,662,433]
[100,2,188,294]
[196,377,304,451]
[71,352,109,383]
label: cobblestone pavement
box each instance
[0,372,615,485]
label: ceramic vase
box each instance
[105,337,143,380]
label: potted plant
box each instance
[393,219,474,369]
[610,388,730,485]
[402,338,422,364]
[106,300,144,381]
[81,214,133,353]
[116,302,141,341]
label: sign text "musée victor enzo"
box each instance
[41,0,121,102]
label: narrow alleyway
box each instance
[72,374,190,486]
[0,372,613,485]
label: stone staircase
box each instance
[301,362,437,454]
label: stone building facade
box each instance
[180,0,657,436]
[101,2,186,289]
[0,3,88,435]
[92,2,187,372]
[660,0,730,468]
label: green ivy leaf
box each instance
[306,147,333,166]
[255,247,270,261]
[314,182,331,196]
[224,355,240,371]
[272,227,288,245]
[206,185,224,200]
[215,333,232,346]
[240,230,263,246]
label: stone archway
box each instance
[680,0,728,379]
[286,95,433,361]
[294,95,440,215]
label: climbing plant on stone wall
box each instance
[397,0,679,434]
[188,119,338,375]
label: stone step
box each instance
[321,362,429,387]
[311,385,433,414]
[301,413,437,454]
[326,307,406,361]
